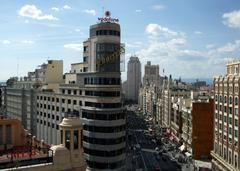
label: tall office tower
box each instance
[81,12,126,171]
[212,60,240,171]
[126,56,141,102]
[143,61,161,87]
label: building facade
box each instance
[181,95,214,160]
[5,87,36,135]
[36,14,126,171]
[143,61,162,87]
[126,56,141,102]
[81,18,126,171]
[212,60,240,171]
[4,60,63,136]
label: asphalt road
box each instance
[126,111,183,171]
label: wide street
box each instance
[126,109,187,171]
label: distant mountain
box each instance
[182,78,213,85]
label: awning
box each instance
[185,152,192,157]
[179,145,185,151]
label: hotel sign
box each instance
[98,11,119,23]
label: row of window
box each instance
[215,95,239,105]
[96,30,120,37]
[82,112,125,120]
[84,147,125,157]
[85,102,122,109]
[214,143,238,168]
[38,107,77,116]
[83,136,125,145]
[62,89,82,95]
[216,123,238,139]
[86,160,125,170]
[215,85,238,93]
[83,124,126,133]
[85,91,120,97]
[215,105,238,115]
[84,77,120,85]
[37,120,59,129]
[37,112,60,120]
[37,100,82,108]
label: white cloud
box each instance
[135,9,142,13]
[63,5,71,10]
[64,43,82,51]
[2,40,11,44]
[152,5,166,11]
[126,42,142,48]
[217,40,240,53]
[21,40,34,44]
[194,31,203,35]
[83,9,96,16]
[223,10,240,28]
[75,29,81,32]
[146,23,178,38]
[51,7,60,12]
[18,4,58,21]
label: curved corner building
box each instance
[81,17,126,171]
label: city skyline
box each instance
[1,0,240,81]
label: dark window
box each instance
[83,124,126,133]
[74,130,79,149]
[84,46,88,52]
[61,130,63,144]
[83,136,125,145]
[65,130,71,150]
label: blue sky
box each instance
[1,0,240,81]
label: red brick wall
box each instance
[192,99,214,159]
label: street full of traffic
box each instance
[126,108,194,171]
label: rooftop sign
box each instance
[98,11,119,23]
